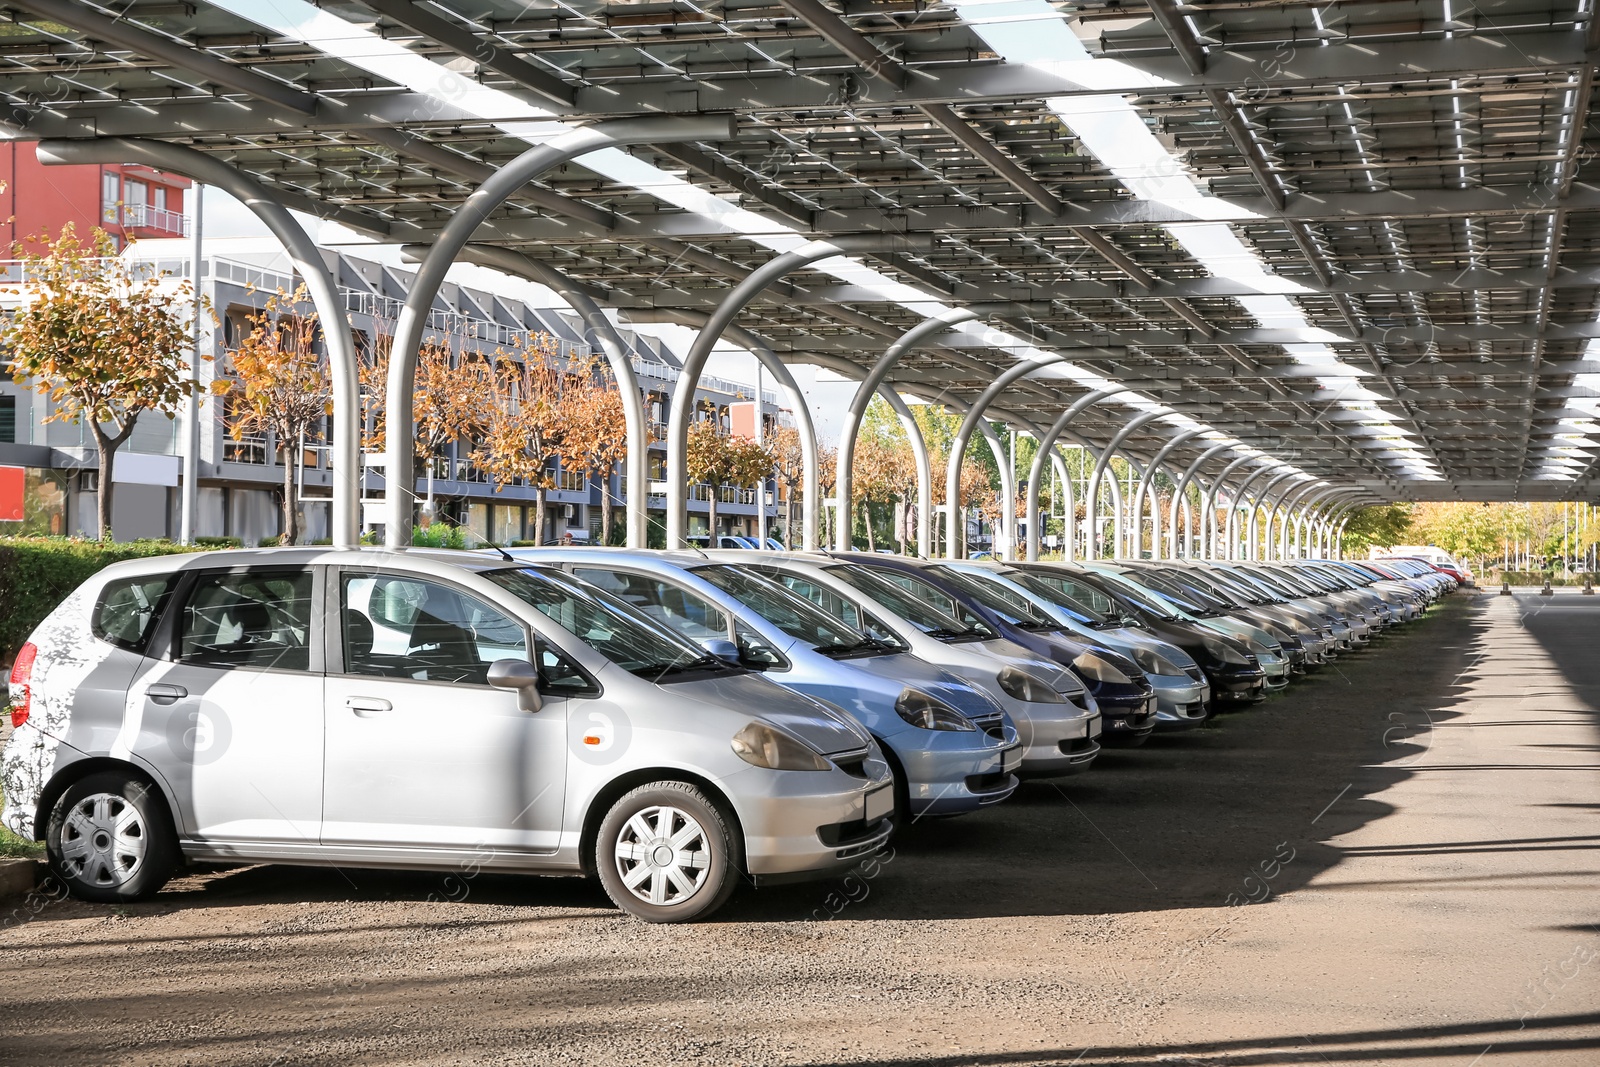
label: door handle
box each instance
[145,684,187,705]
[345,697,392,716]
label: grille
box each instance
[1183,665,1206,682]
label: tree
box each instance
[1341,503,1416,555]
[562,357,631,545]
[5,224,197,539]
[685,419,773,538]
[474,336,568,544]
[769,424,807,547]
[213,287,332,545]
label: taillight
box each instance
[8,642,36,729]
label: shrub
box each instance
[0,536,196,671]
[412,524,470,550]
[194,535,243,549]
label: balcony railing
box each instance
[106,204,191,236]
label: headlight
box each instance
[997,666,1066,703]
[1201,635,1251,665]
[894,689,976,731]
[1072,651,1135,685]
[1129,647,1188,678]
[730,722,832,770]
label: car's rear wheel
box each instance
[595,782,740,923]
[46,771,177,903]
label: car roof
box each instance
[90,546,529,580]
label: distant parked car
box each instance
[2,549,895,922]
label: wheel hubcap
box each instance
[59,792,147,888]
[613,805,711,907]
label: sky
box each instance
[200,186,862,440]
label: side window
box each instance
[536,640,599,697]
[95,576,174,650]
[770,573,862,629]
[571,567,728,642]
[178,570,314,671]
[735,623,789,671]
[342,573,527,685]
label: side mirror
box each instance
[487,659,544,713]
[700,638,742,666]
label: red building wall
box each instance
[0,142,190,252]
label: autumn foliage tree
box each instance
[769,424,808,547]
[5,224,197,539]
[685,419,773,538]
[475,336,568,544]
[213,286,331,545]
[562,357,631,545]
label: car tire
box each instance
[46,771,177,903]
[595,781,741,923]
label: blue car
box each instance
[512,549,1023,818]
[830,554,1159,745]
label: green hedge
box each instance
[0,537,198,672]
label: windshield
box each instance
[1000,569,1110,625]
[1210,567,1284,604]
[693,564,875,655]
[1237,566,1306,599]
[926,565,1060,630]
[1140,569,1234,613]
[847,565,1002,641]
[1091,568,1200,622]
[824,564,990,641]
[485,567,727,682]
[1016,568,1130,623]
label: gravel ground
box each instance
[2,591,1597,1066]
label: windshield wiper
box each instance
[813,638,881,657]
[634,653,728,679]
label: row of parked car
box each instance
[1,546,1456,921]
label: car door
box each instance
[321,568,569,854]
[129,565,324,846]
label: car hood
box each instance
[676,670,873,756]
[1098,626,1200,671]
[847,651,1008,723]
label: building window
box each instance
[0,394,15,443]
[153,186,167,212]
[101,173,120,223]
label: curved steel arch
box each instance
[1084,410,1167,559]
[1243,469,1303,560]
[1131,428,1207,560]
[1168,442,1238,559]
[663,233,932,547]
[1022,387,1133,561]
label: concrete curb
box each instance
[0,858,42,901]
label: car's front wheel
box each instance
[46,771,177,903]
[595,782,741,923]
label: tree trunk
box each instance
[706,487,718,542]
[864,502,875,552]
[280,446,299,545]
[89,419,138,541]
[533,485,547,546]
[93,430,116,541]
[599,467,614,545]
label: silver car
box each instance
[1,549,894,923]
[713,551,1104,777]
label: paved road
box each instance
[1,591,1596,1065]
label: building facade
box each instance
[0,238,787,546]
[0,143,191,252]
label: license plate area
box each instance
[1002,743,1023,773]
[864,784,893,823]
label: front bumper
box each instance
[1209,664,1267,704]
[1151,674,1211,729]
[891,722,1023,817]
[1013,702,1104,778]
[1091,683,1159,742]
[738,762,897,879]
